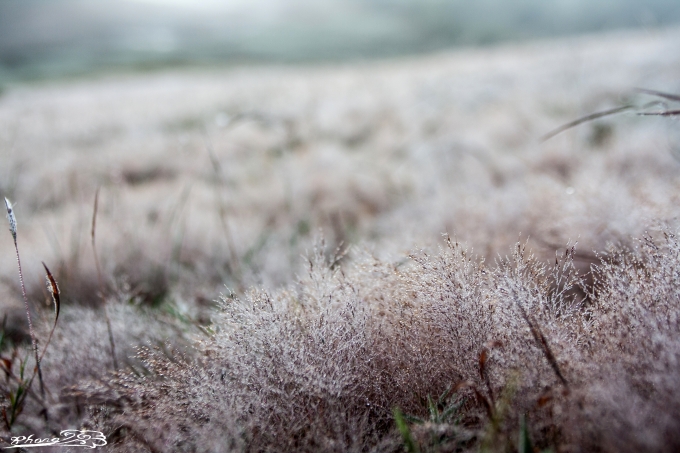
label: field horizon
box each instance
[2,0,680,83]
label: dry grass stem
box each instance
[4,197,45,398]
[91,188,118,370]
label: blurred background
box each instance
[1,0,680,83]
[0,0,679,392]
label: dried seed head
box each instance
[4,197,16,242]
[42,262,60,323]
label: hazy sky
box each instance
[1,0,679,81]
[126,0,286,13]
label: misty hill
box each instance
[1,0,679,81]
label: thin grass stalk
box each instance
[4,198,45,398]
[540,105,633,142]
[542,88,680,141]
[202,129,242,283]
[634,88,680,103]
[0,344,50,429]
[91,188,118,370]
[515,300,568,387]
[11,262,62,414]
[4,366,48,415]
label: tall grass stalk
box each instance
[8,262,62,421]
[4,197,45,397]
[91,188,118,370]
[202,130,242,284]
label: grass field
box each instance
[1,26,680,451]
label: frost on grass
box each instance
[1,30,680,452]
[68,228,680,452]
[3,198,16,243]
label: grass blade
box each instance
[393,407,420,453]
[36,262,61,367]
[540,105,633,142]
[516,302,568,387]
[518,414,533,453]
[42,262,60,325]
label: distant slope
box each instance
[1,0,679,81]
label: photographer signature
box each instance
[4,430,106,449]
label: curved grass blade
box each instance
[35,262,60,370]
[541,89,680,142]
[42,262,60,326]
[540,105,634,142]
